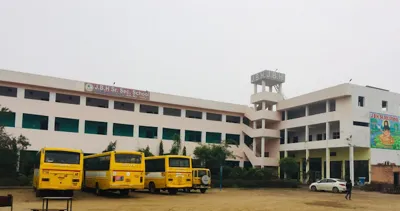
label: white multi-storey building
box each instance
[1,69,400,185]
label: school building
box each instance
[1,69,400,185]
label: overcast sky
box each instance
[0,0,399,105]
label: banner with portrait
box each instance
[370,112,400,150]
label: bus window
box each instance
[115,154,141,164]
[169,158,190,167]
[198,170,207,177]
[44,151,80,164]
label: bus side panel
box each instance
[33,168,39,189]
[145,172,166,189]
[85,171,110,190]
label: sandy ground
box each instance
[0,188,398,211]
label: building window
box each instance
[226,115,240,124]
[22,114,48,130]
[55,93,80,105]
[308,135,313,141]
[226,134,240,145]
[139,126,158,138]
[162,128,180,140]
[206,132,221,144]
[86,97,108,108]
[329,100,336,112]
[0,85,17,97]
[114,101,134,112]
[264,152,270,157]
[317,134,323,141]
[0,111,15,127]
[293,136,298,143]
[186,110,202,119]
[140,104,158,114]
[244,135,253,146]
[243,117,250,126]
[24,89,49,101]
[332,132,340,139]
[206,113,222,121]
[163,107,181,117]
[113,123,134,137]
[281,111,286,121]
[55,117,79,133]
[382,101,388,111]
[330,152,337,156]
[353,121,369,127]
[280,130,285,144]
[358,96,364,107]
[85,120,107,135]
[185,130,201,142]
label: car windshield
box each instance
[115,154,141,164]
[44,151,80,164]
[169,158,190,167]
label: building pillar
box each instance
[261,80,266,92]
[305,125,309,142]
[254,84,257,94]
[159,107,163,115]
[284,110,288,120]
[326,122,330,140]
[368,159,371,183]
[79,119,85,134]
[253,121,257,129]
[239,160,244,168]
[17,87,24,98]
[326,100,330,112]
[202,111,206,120]
[107,121,113,136]
[261,137,265,158]
[134,125,139,138]
[262,119,265,129]
[284,129,288,144]
[201,131,206,144]
[222,114,226,122]
[305,106,309,116]
[15,112,23,129]
[306,149,310,182]
[284,151,288,157]
[134,103,140,113]
[157,127,162,140]
[239,133,244,146]
[109,100,114,109]
[182,109,186,117]
[181,129,185,143]
[262,101,266,110]
[49,92,56,102]
[48,116,54,131]
[326,148,330,178]
[349,146,355,184]
[342,160,346,179]
[253,138,256,153]
[269,86,273,92]
[80,96,86,106]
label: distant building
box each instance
[1,69,399,185]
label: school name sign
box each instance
[84,82,150,101]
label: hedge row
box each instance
[211,179,300,188]
[361,183,400,194]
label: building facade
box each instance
[1,69,400,184]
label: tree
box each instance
[193,141,235,169]
[182,146,187,156]
[279,157,299,179]
[138,145,154,157]
[169,134,181,155]
[103,140,117,153]
[159,140,164,155]
[0,105,30,178]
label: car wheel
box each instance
[332,187,339,193]
[311,186,317,191]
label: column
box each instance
[15,112,23,129]
[49,92,56,102]
[284,110,288,121]
[17,87,24,98]
[305,125,309,142]
[262,119,265,129]
[262,101,266,110]
[261,80,266,92]
[222,115,226,122]
[253,121,257,129]
[181,129,185,143]
[326,122,330,140]
[253,138,256,153]
[368,159,372,183]
[305,106,309,116]
[284,151,288,157]
[342,160,346,179]
[80,96,86,106]
[326,100,330,112]
[326,148,330,178]
[159,107,163,115]
[221,133,226,144]
[239,160,244,168]
[134,125,139,138]
[157,127,162,139]
[134,103,140,112]
[261,137,265,158]
[349,146,355,184]
[254,84,257,94]
[109,100,114,109]
[182,109,186,117]
[201,131,206,144]
[284,129,288,144]
[48,116,55,131]
[239,133,244,146]
[107,121,113,136]
[306,149,310,182]
[202,111,206,120]
[79,118,85,134]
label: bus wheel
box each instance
[200,189,207,194]
[149,182,156,194]
[120,190,129,196]
[168,189,178,195]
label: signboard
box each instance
[84,82,150,101]
[251,70,285,83]
[370,112,400,150]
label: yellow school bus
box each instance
[33,147,84,197]
[83,151,145,196]
[145,155,192,195]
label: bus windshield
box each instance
[44,151,80,164]
[169,158,190,168]
[115,154,142,164]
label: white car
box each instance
[309,178,347,193]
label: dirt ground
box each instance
[0,188,398,211]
